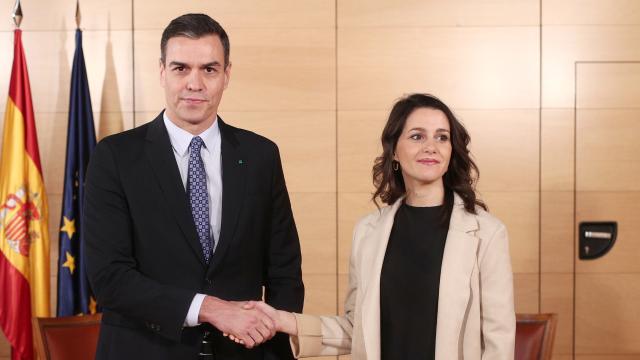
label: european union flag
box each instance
[57,29,98,316]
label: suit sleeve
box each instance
[262,144,305,360]
[84,140,195,342]
[479,223,516,360]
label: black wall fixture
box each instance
[579,222,617,260]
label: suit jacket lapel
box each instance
[144,113,206,267]
[434,194,479,358]
[360,198,403,360]
[208,118,247,274]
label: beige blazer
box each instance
[290,194,515,359]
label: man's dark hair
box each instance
[160,13,230,68]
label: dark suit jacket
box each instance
[84,113,304,359]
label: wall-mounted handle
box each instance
[584,231,612,239]
[579,222,617,260]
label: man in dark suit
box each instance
[84,13,304,359]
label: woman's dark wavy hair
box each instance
[372,93,487,219]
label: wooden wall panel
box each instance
[47,194,62,315]
[290,193,336,275]
[486,190,540,314]
[577,110,640,191]
[514,273,539,313]
[575,274,640,354]
[573,60,640,357]
[338,27,539,110]
[338,0,539,27]
[220,28,336,112]
[302,274,336,316]
[0,0,131,31]
[577,64,640,109]
[34,111,133,197]
[541,2,640,357]
[36,113,70,195]
[133,0,334,29]
[542,26,640,108]
[134,27,335,114]
[337,111,385,193]
[541,109,574,191]
[133,28,335,113]
[223,111,336,193]
[541,191,574,273]
[543,0,640,25]
[0,32,12,111]
[459,109,539,193]
[17,31,133,114]
[0,30,131,116]
[482,192,539,274]
[541,273,574,355]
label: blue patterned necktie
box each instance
[187,136,213,264]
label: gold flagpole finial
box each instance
[12,0,23,28]
[75,0,81,28]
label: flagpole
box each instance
[12,0,22,28]
[76,0,81,29]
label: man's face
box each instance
[160,35,230,129]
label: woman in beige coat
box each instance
[232,93,515,359]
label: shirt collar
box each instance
[163,112,221,157]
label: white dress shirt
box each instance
[163,113,222,327]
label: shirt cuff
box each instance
[184,293,206,327]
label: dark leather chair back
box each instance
[515,313,557,360]
[33,313,102,360]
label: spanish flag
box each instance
[0,29,51,360]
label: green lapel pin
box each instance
[238,159,244,165]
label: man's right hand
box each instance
[198,296,276,348]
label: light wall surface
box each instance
[0,1,638,359]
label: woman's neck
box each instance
[404,180,445,207]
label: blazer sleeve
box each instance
[478,223,516,360]
[289,224,361,358]
[262,144,305,360]
[83,140,195,342]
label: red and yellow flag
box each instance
[0,29,50,360]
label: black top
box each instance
[380,203,449,360]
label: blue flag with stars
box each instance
[57,29,98,316]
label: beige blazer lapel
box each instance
[360,198,403,360]
[435,194,479,358]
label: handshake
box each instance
[198,296,297,349]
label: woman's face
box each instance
[393,107,452,188]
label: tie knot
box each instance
[190,136,205,152]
